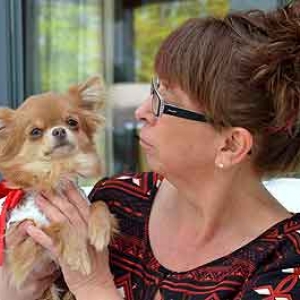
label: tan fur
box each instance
[88,201,119,251]
[6,221,46,288]
[47,222,92,275]
[0,76,118,300]
[0,77,104,190]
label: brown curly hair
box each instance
[154,1,300,178]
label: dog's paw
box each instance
[88,201,118,252]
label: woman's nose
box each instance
[135,96,156,124]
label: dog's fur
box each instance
[0,76,118,300]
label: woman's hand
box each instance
[26,181,121,300]
[0,221,60,300]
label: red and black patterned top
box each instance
[89,172,300,300]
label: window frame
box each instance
[0,0,24,108]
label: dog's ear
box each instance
[0,108,15,136]
[68,75,106,112]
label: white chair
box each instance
[264,178,300,212]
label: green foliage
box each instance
[37,0,230,86]
[38,2,102,92]
[134,0,230,82]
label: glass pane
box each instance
[23,0,289,176]
[134,0,230,83]
[231,0,281,11]
[24,0,103,93]
[24,0,105,184]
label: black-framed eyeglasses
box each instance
[150,77,209,123]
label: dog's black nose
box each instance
[52,127,66,139]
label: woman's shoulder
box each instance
[254,212,300,267]
[232,213,300,271]
[88,172,162,218]
[236,213,300,298]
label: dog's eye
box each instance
[67,118,79,130]
[30,128,43,138]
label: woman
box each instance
[2,2,300,299]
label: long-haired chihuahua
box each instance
[0,76,117,300]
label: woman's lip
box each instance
[139,137,153,148]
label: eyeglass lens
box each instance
[151,79,161,117]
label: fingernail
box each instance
[64,179,73,189]
[26,224,36,234]
[18,220,34,232]
[61,179,75,194]
[64,179,73,190]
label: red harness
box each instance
[0,181,24,265]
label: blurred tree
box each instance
[206,0,230,17]
[134,0,229,82]
[36,0,230,87]
[37,1,102,92]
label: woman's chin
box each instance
[144,156,162,173]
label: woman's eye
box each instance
[67,118,79,129]
[30,128,43,138]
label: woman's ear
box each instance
[215,127,253,169]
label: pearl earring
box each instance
[218,163,224,169]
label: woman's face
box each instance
[135,80,221,178]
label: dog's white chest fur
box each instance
[6,193,49,228]
[4,186,89,229]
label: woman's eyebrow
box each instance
[160,86,175,97]
[160,89,176,102]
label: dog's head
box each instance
[0,76,105,190]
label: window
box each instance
[0,0,288,176]
[24,0,103,94]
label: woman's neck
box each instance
[149,169,291,272]
[153,169,290,245]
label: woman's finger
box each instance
[41,189,87,228]
[35,195,68,224]
[5,220,34,247]
[26,225,58,257]
[62,180,90,222]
